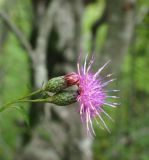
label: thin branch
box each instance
[91,3,108,52]
[32,1,58,84]
[35,0,57,54]
[0,10,33,60]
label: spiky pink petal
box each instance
[76,54,117,136]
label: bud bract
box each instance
[44,76,67,93]
[49,90,78,106]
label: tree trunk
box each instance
[16,0,92,160]
[97,0,136,73]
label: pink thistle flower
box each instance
[64,54,119,136]
[76,54,118,136]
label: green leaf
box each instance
[14,105,30,126]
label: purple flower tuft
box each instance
[76,54,118,136]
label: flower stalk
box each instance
[0,90,78,112]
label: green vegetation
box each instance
[0,0,149,159]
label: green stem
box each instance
[0,88,44,112]
[0,97,51,112]
[17,88,43,101]
[16,98,51,103]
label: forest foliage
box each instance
[0,0,149,160]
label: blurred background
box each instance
[0,0,149,160]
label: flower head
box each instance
[75,54,118,136]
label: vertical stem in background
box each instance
[130,35,137,117]
[20,0,50,145]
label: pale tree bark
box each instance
[102,0,136,72]
[14,0,92,160]
[92,0,136,73]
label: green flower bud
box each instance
[43,76,67,93]
[43,73,79,93]
[49,90,78,106]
